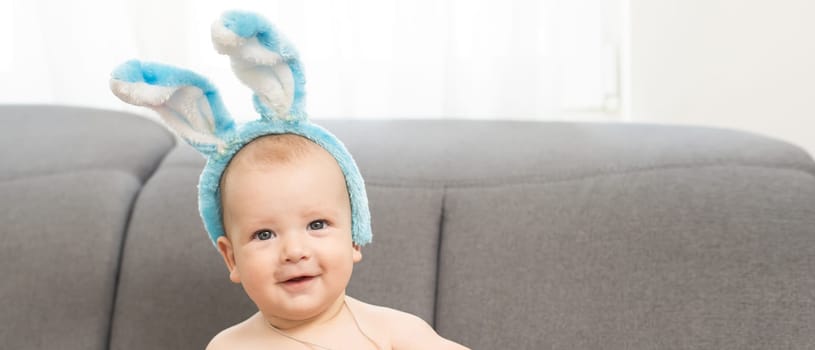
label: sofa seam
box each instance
[432,185,446,329]
[104,142,176,349]
[144,159,815,186]
[361,162,815,189]
[0,167,165,184]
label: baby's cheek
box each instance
[241,269,279,305]
[240,261,274,286]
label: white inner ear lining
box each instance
[153,83,225,150]
[227,36,297,115]
[164,86,217,133]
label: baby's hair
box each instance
[235,133,320,166]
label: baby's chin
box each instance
[257,292,346,325]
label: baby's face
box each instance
[217,145,361,322]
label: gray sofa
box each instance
[2,104,815,349]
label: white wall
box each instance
[626,0,815,156]
[1,0,621,123]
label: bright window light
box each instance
[0,1,12,72]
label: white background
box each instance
[1,0,812,155]
[626,0,814,156]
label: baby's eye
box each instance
[253,229,277,241]
[308,220,327,230]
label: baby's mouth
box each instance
[285,276,314,283]
[280,274,318,286]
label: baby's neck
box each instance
[262,293,348,331]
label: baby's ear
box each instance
[352,244,362,263]
[211,10,306,121]
[110,60,236,156]
[216,236,241,283]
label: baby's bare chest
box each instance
[237,323,392,350]
[240,335,392,350]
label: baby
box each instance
[208,134,467,350]
[109,10,468,350]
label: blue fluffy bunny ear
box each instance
[211,10,307,122]
[110,60,236,156]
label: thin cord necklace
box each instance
[266,298,381,350]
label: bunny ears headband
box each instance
[110,10,372,247]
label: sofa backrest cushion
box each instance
[0,106,173,350]
[438,166,815,348]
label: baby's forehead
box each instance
[222,134,346,188]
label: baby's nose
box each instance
[281,235,310,262]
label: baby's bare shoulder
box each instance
[206,319,257,350]
[205,327,235,350]
[205,312,270,350]
[350,298,470,350]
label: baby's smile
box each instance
[279,274,319,292]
